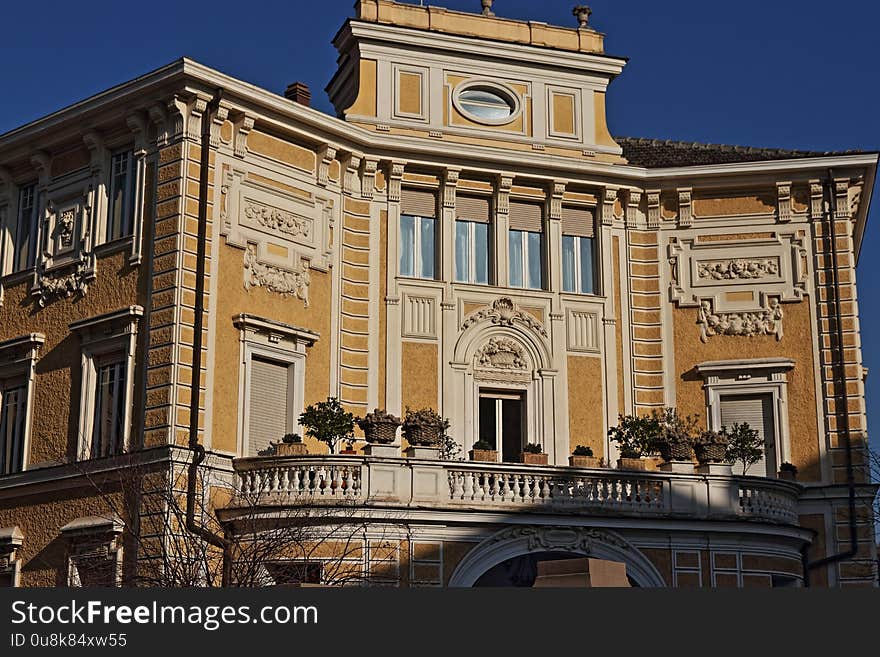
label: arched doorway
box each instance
[449,526,665,588]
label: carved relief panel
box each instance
[218,155,335,307]
[668,231,808,341]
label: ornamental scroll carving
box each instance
[36,262,89,308]
[56,209,76,248]
[461,297,548,338]
[698,298,783,342]
[243,200,312,240]
[475,337,527,370]
[243,244,310,307]
[697,258,779,281]
[487,526,631,554]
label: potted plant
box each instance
[469,439,497,462]
[569,444,601,468]
[724,422,767,476]
[275,432,307,457]
[654,408,698,463]
[298,397,354,454]
[339,438,358,455]
[520,442,548,465]
[402,407,447,447]
[694,429,729,466]
[608,412,660,470]
[778,461,798,481]
[357,408,402,444]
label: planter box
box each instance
[275,443,308,456]
[617,457,646,471]
[568,455,601,468]
[520,453,548,465]
[470,449,498,462]
[339,449,358,455]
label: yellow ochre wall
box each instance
[672,300,821,481]
[210,243,333,455]
[0,250,144,467]
[566,355,605,457]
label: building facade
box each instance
[0,0,877,587]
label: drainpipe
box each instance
[803,169,859,586]
[184,88,233,587]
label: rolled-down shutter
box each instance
[401,188,437,217]
[719,393,776,476]
[561,206,595,238]
[456,194,490,223]
[249,356,289,456]
[509,201,543,233]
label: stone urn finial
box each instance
[481,0,495,17]
[573,5,592,29]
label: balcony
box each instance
[229,454,802,526]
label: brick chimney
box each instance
[284,82,311,107]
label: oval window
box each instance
[454,83,520,125]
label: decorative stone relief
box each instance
[697,258,780,281]
[487,525,631,553]
[698,298,783,342]
[244,244,310,307]
[56,209,76,248]
[36,262,90,308]
[461,297,548,338]
[243,200,312,239]
[475,337,527,370]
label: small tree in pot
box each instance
[608,413,661,470]
[357,408,402,444]
[778,461,798,481]
[298,397,354,455]
[403,407,448,447]
[724,422,766,475]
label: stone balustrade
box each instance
[230,454,801,525]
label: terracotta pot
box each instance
[470,449,498,462]
[569,455,601,468]
[276,443,308,457]
[520,452,548,465]
[617,457,646,471]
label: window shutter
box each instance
[508,201,543,233]
[249,357,289,456]
[456,194,490,223]
[720,394,776,476]
[401,188,436,217]
[561,206,595,238]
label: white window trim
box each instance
[562,234,595,295]
[696,358,795,473]
[234,314,319,457]
[509,229,544,290]
[60,515,124,587]
[0,526,24,587]
[455,220,490,284]
[399,213,436,280]
[0,333,45,474]
[71,307,143,460]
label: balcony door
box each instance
[478,390,525,463]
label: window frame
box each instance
[508,228,544,290]
[234,314,318,458]
[13,182,38,273]
[399,212,437,280]
[696,358,795,477]
[106,148,137,243]
[454,219,491,285]
[561,234,597,295]
[71,307,143,461]
[0,334,44,477]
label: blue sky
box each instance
[2,0,879,452]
